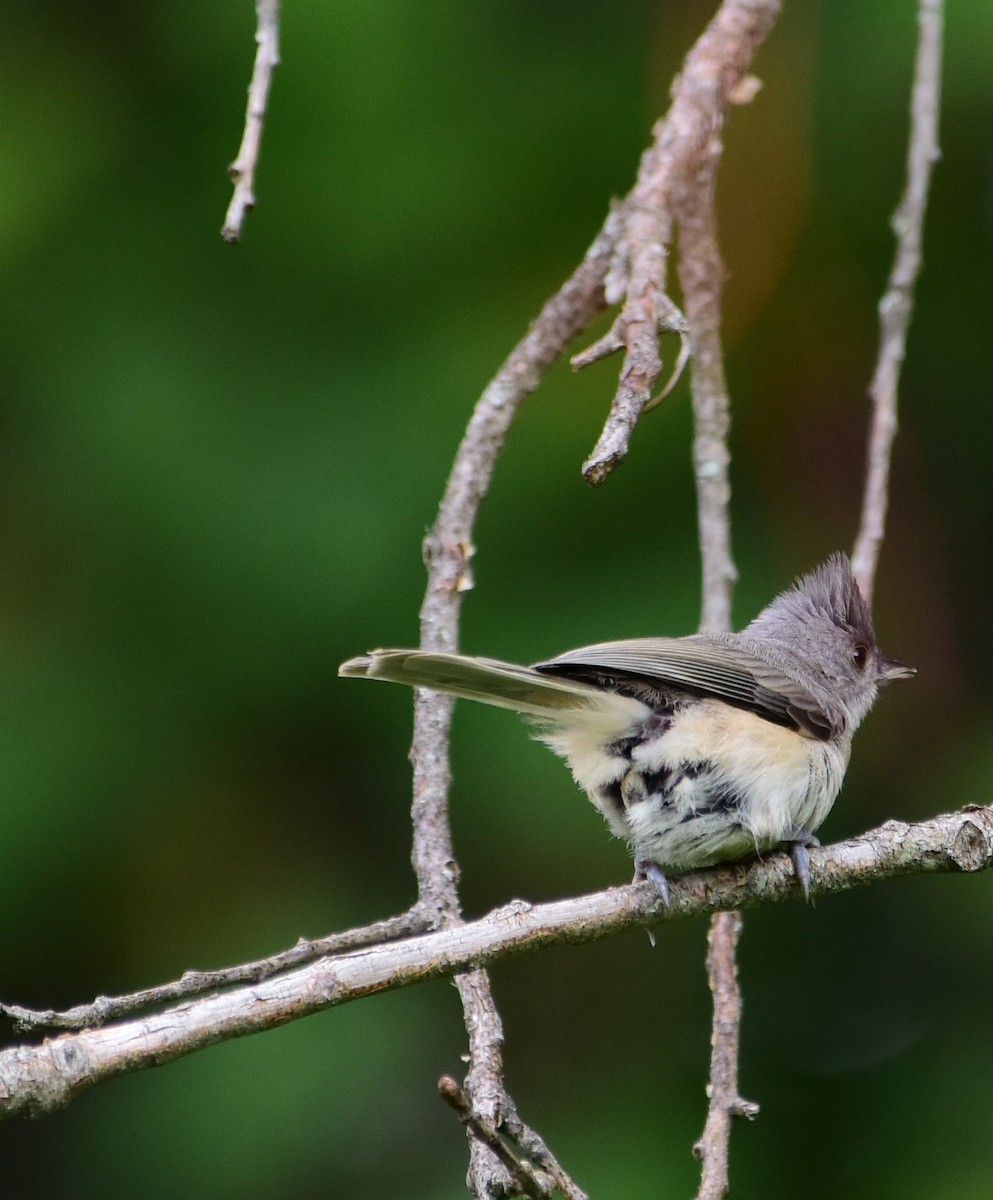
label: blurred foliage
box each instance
[0,1,991,1197]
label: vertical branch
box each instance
[676,120,738,636]
[693,913,760,1199]
[852,0,943,604]
[671,8,782,1197]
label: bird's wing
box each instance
[535,637,840,739]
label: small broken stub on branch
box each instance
[578,320,689,487]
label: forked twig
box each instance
[575,0,781,487]
[439,1076,583,1200]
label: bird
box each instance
[339,554,914,903]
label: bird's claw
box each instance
[787,830,820,903]
[635,859,671,910]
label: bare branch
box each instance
[852,0,943,603]
[692,912,759,1200]
[576,0,781,486]
[221,0,281,243]
[412,213,620,920]
[675,106,741,635]
[2,806,989,1122]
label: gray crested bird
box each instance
[339,554,914,903]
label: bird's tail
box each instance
[339,649,613,719]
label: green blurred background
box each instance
[1,1,991,1196]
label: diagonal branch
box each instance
[408,6,784,1186]
[1,806,989,1122]
[852,0,943,604]
[410,193,622,1200]
[439,1075,587,1200]
[222,0,281,243]
[390,3,786,1191]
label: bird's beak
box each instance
[879,656,916,683]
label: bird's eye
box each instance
[853,645,869,670]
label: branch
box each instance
[406,4,783,1189]
[664,7,784,1194]
[575,0,780,486]
[410,123,622,1200]
[2,807,988,1121]
[692,912,759,1199]
[674,49,744,636]
[221,0,281,243]
[411,211,620,921]
[408,3,781,1178]
[852,0,943,603]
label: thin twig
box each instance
[221,0,281,243]
[1,908,431,1032]
[1,806,990,1120]
[852,0,943,603]
[497,1101,591,1200]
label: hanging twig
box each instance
[222,0,281,243]
[575,0,781,487]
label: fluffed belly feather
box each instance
[540,698,851,873]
